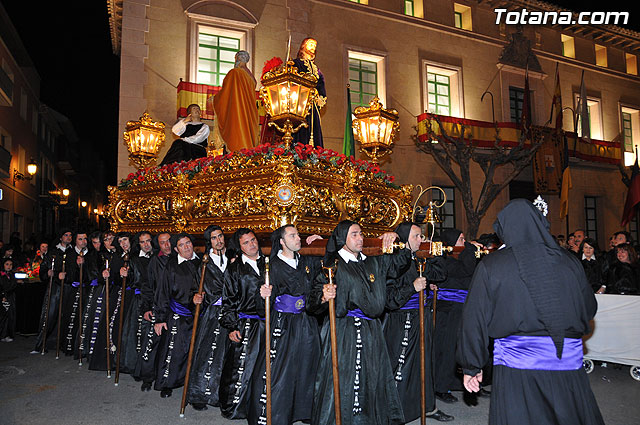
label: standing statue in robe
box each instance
[212,50,259,152]
[293,38,326,148]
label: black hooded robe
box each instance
[154,255,200,390]
[134,252,170,384]
[457,199,604,425]
[186,256,229,407]
[307,246,412,425]
[383,254,446,422]
[218,256,265,419]
[248,254,322,425]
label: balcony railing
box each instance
[416,113,621,165]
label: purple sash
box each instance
[346,308,373,320]
[400,292,427,310]
[169,299,193,317]
[493,335,583,370]
[239,312,264,321]
[427,288,468,303]
[72,281,81,288]
[90,279,99,286]
[275,294,306,314]
[213,297,222,306]
[135,289,141,295]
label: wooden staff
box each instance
[180,254,209,417]
[417,259,426,425]
[77,252,85,366]
[115,253,130,386]
[264,257,272,425]
[105,258,112,378]
[41,256,56,355]
[56,253,67,359]
[322,260,341,425]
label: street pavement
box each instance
[1,335,638,424]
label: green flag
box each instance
[342,86,356,157]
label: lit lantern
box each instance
[123,112,166,169]
[260,61,318,148]
[352,97,400,164]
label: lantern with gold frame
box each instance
[123,112,166,169]
[260,61,318,148]
[352,96,400,164]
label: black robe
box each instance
[219,256,265,419]
[0,272,17,339]
[433,241,477,392]
[160,122,207,165]
[59,248,90,356]
[89,249,129,371]
[383,256,446,422]
[77,250,108,361]
[581,256,605,293]
[457,234,603,423]
[307,249,412,425]
[154,255,200,390]
[248,254,322,425]
[134,252,170,384]
[186,257,228,407]
[117,252,151,374]
[33,245,72,353]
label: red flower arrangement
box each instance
[262,57,283,77]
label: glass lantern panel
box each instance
[268,86,280,115]
[289,84,301,115]
[297,86,311,116]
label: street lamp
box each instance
[124,112,166,169]
[81,201,87,208]
[352,97,400,164]
[13,158,38,185]
[260,61,318,148]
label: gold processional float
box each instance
[107,59,443,239]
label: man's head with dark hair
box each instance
[613,231,632,246]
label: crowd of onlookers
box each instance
[555,229,639,295]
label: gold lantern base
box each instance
[268,117,308,149]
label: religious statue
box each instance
[292,38,326,148]
[211,50,259,152]
[160,103,210,165]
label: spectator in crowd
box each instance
[566,233,576,253]
[605,243,639,295]
[579,238,605,293]
[555,234,566,249]
[0,258,18,342]
[604,231,633,274]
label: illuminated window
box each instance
[423,62,463,117]
[621,107,640,166]
[348,51,386,109]
[561,35,575,58]
[405,0,414,16]
[595,44,607,67]
[0,59,13,106]
[189,21,249,86]
[349,0,368,3]
[574,94,603,140]
[626,53,638,75]
[453,4,472,31]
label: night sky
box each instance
[1,1,636,189]
[2,1,119,185]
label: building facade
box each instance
[1,4,106,245]
[110,0,640,246]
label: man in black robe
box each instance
[307,220,410,425]
[135,232,172,391]
[187,225,230,411]
[61,232,90,356]
[432,228,480,403]
[32,228,73,353]
[154,233,200,398]
[383,222,453,422]
[219,228,265,419]
[457,199,604,425]
[249,225,322,424]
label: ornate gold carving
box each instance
[108,155,412,236]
